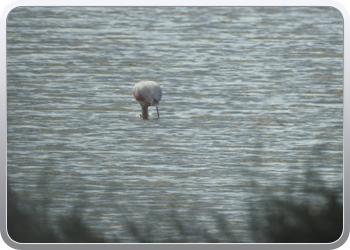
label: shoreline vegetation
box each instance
[7,179,343,243]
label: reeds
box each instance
[250,190,343,243]
[7,182,343,243]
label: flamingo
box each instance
[133,81,162,119]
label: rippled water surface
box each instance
[7,7,343,241]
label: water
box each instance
[7,7,343,242]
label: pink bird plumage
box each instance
[133,81,162,119]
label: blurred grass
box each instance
[250,189,343,243]
[7,187,111,243]
[7,181,342,243]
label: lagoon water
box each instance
[7,7,343,242]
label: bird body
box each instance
[133,81,162,119]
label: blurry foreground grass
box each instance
[7,183,343,243]
[250,188,343,243]
[7,187,110,243]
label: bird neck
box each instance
[142,106,148,119]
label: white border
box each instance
[1,1,349,250]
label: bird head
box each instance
[152,98,160,106]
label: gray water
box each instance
[7,7,343,242]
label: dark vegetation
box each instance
[250,188,343,243]
[7,187,109,243]
[7,182,343,243]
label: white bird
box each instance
[133,81,162,119]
